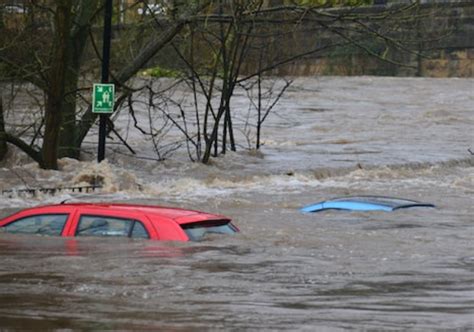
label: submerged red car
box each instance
[0,203,238,241]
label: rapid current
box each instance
[0,76,473,330]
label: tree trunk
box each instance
[58,81,78,159]
[58,47,82,159]
[41,0,72,169]
[0,96,7,160]
[202,105,226,163]
[256,73,262,149]
[225,102,236,151]
[59,0,99,159]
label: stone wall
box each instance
[412,2,474,77]
[249,2,474,77]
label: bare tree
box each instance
[0,0,192,168]
[164,1,431,163]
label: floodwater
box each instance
[0,77,473,330]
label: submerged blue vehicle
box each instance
[300,196,435,213]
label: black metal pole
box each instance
[98,0,113,163]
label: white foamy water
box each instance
[0,77,473,330]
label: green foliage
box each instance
[143,66,181,78]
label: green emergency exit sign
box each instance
[92,83,115,113]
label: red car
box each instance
[0,203,238,241]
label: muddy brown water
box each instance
[0,77,473,330]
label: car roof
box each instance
[25,203,228,223]
[301,195,435,213]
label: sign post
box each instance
[95,0,113,163]
[92,83,115,114]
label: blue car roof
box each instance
[300,196,435,213]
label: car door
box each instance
[0,206,75,237]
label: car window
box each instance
[2,214,68,236]
[131,221,149,239]
[76,215,149,239]
[181,220,238,241]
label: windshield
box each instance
[181,220,238,241]
[331,196,421,208]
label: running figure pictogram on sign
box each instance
[92,83,115,113]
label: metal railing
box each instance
[1,185,102,197]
